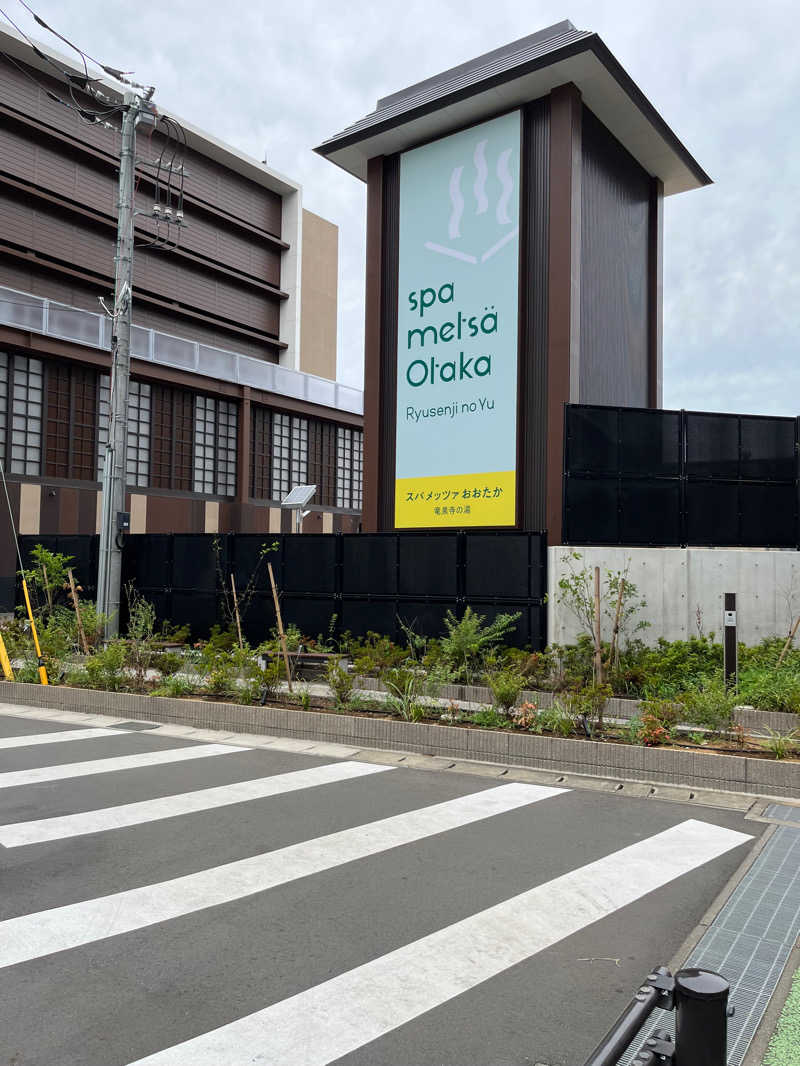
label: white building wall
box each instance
[547,545,800,647]
[279,188,303,371]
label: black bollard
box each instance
[674,969,730,1066]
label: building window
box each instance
[250,405,272,499]
[336,427,363,510]
[194,396,216,494]
[271,413,290,498]
[215,399,237,497]
[97,376,151,487]
[193,395,237,496]
[271,413,307,499]
[126,381,151,487]
[291,416,308,488]
[4,354,43,476]
[0,352,7,466]
[151,384,193,491]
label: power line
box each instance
[13,0,153,97]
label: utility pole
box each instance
[97,90,148,637]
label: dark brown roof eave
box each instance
[314,34,712,190]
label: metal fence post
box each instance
[674,968,730,1066]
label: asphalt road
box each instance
[0,707,762,1066]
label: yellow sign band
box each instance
[395,470,516,528]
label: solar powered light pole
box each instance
[280,485,317,534]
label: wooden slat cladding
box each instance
[45,361,97,480]
[151,384,193,491]
[45,362,70,478]
[0,120,283,280]
[0,58,283,237]
[378,154,400,531]
[0,54,288,359]
[250,405,272,499]
[0,190,283,340]
[519,99,550,531]
[309,419,336,507]
[579,106,650,407]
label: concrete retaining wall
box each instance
[1,682,797,798]
[548,545,800,647]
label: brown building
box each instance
[0,23,363,610]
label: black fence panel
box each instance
[398,533,459,598]
[283,535,337,595]
[13,531,547,649]
[341,534,397,597]
[18,534,99,601]
[564,404,800,548]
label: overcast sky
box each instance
[5,1,798,414]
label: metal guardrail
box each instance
[584,966,731,1066]
[0,285,363,415]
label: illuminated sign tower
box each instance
[316,21,709,538]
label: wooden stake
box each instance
[777,615,800,667]
[607,578,625,672]
[267,561,293,693]
[593,566,603,685]
[230,573,244,650]
[68,568,89,655]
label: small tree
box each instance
[556,552,649,682]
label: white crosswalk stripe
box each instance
[127,819,752,1066]
[0,712,758,1066]
[0,742,247,790]
[0,727,128,750]
[0,782,566,969]
[0,760,392,846]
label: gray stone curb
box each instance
[1,681,798,798]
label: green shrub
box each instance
[437,606,521,684]
[738,669,800,714]
[151,675,195,698]
[241,659,281,704]
[538,701,575,737]
[13,659,41,684]
[203,648,238,699]
[678,679,737,733]
[487,668,526,714]
[468,707,512,730]
[638,697,682,728]
[350,632,406,676]
[153,650,183,678]
[83,641,128,691]
[763,729,799,760]
[615,636,722,699]
[325,657,354,709]
[383,665,425,720]
[740,637,800,671]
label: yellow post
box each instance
[21,578,48,685]
[0,632,13,681]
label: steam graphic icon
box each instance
[426,138,518,265]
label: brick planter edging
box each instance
[1,681,798,798]
[354,677,800,734]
